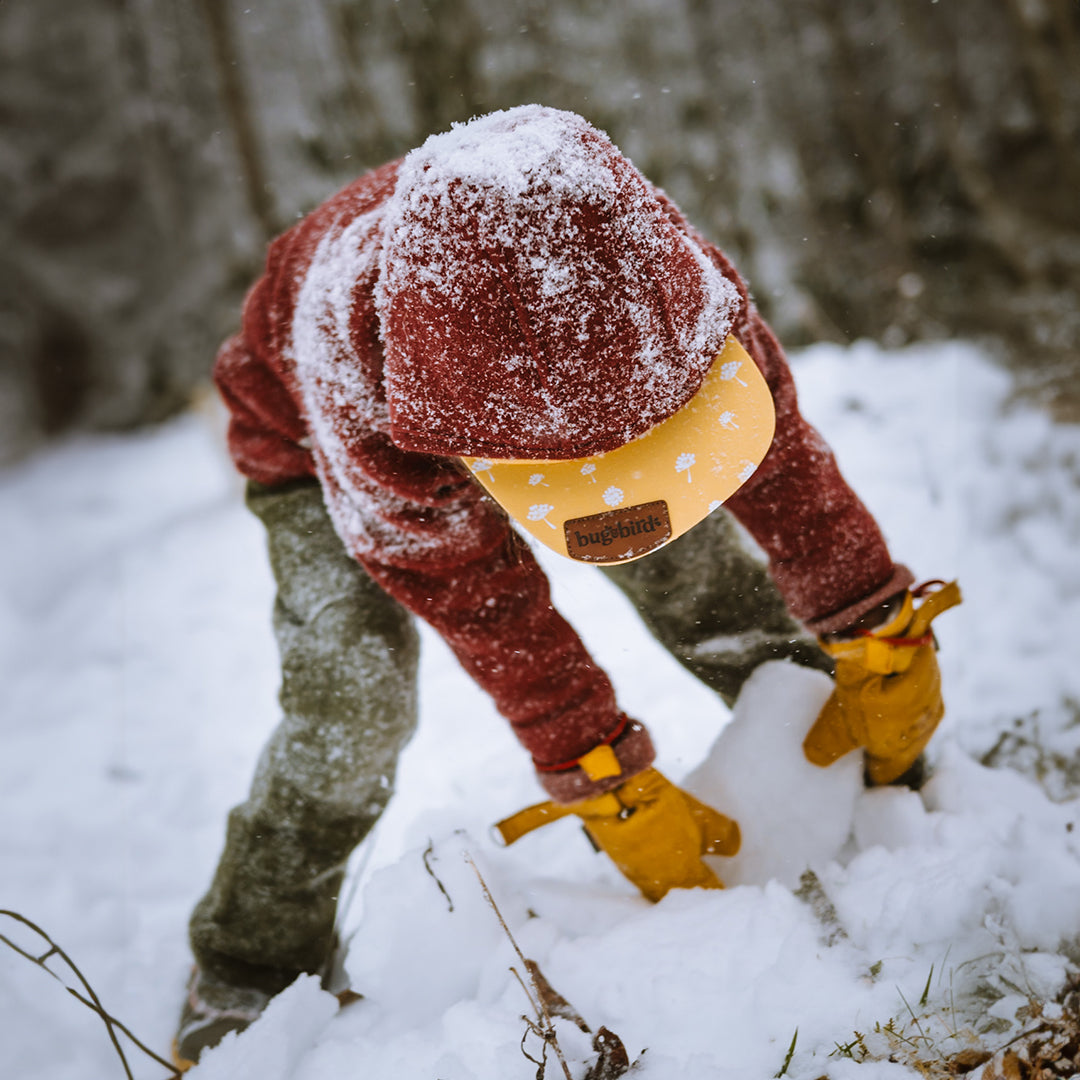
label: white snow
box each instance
[2,339,1080,1079]
[684,661,863,889]
[192,976,338,1080]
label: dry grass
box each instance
[822,972,1080,1079]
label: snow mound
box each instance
[190,975,337,1080]
[4,340,1080,1079]
[684,660,862,887]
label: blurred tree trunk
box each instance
[3,0,1077,463]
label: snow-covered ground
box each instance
[2,340,1080,1080]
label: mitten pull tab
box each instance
[492,800,573,846]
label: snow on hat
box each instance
[375,105,742,460]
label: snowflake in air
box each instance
[738,460,757,482]
[720,361,748,386]
[675,452,696,482]
[528,473,548,487]
[580,463,597,483]
[708,500,723,513]
[602,486,624,507]
[718,411,739,430]
[527,503,557,529]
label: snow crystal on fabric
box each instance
[290,209,479,565]
[375,105,741,459]
[313,447,496,568]
[292,206,391,440]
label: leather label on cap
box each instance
[564,501,672,563]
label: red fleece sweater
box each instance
[214,155,911,803]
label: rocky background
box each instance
[2,0,1078,463]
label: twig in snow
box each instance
[464,853,574,1080]
[423,839,456,912]
[0,909,182,1079]
[464,853,635,1079]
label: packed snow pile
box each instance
[2,340,1080,1080]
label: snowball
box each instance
[683,660,862,887]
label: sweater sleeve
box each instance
[215,195,653,804]
[310,433,656,804]
[213,259,317,488]
[646,195,912,633]
[711,256,913,633]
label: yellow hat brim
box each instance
[462,336,776,564]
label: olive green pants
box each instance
[190,479,830,993]
[189,480,420,993]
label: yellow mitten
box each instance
[495,766,740,902]
[803,580,962,785]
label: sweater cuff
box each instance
[802,564,916,636]
[536,720,656,804]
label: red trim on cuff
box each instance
[533,715,631,773]
[537,721,656,804]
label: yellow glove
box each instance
[803,580,962,785]
[494,766,740,902]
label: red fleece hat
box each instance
[376,106,742,460]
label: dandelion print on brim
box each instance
[460,336,775,564]
[675,452,695,482]
[527,503,557,529]
[720,360,748,386]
